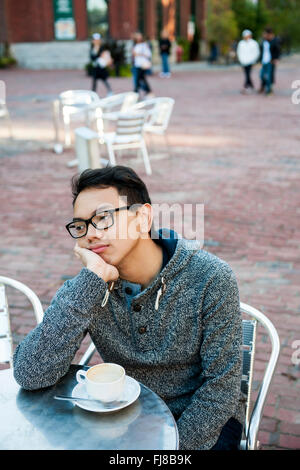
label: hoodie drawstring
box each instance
[102,278,166,310]
[101,281,115,307]
[155,276,166,311]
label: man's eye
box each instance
[96,212,110,221]
[71,223,85,231]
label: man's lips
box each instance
[89,244,109,254]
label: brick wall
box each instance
[7,0,54,42]
[73,0,88,40]
[3,0,206,45]
[4,0,87,43]
[109,0,138,40]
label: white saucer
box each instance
[71,375,141,413]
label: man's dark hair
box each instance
[264,27,273,34]
[71,165,152,207]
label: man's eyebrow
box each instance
[73,204,114,221]
[95,204,114,212]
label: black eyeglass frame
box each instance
[65,205,131,239]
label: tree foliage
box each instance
[206,0,238,54]
[232,0,300,49]
[206,0,300,54]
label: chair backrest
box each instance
[59,90,100,107]
[115,112,146,138]
[240,302,280,450]
[120,92,139,112]
[96,92,137,111]
[0,99,9,118]
[0,276,44,367]
[130,97,175,131]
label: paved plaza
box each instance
[0,55,300,449]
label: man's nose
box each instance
[86,222,103,239]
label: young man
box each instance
[259,27,281,95]
[13,166,245,450]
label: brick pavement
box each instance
[0,55,300,449]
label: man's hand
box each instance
[74,243,119,283]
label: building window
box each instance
[86,0,109,38]
[138,0,145,34]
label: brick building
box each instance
[0,0,207,69]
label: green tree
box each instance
[232,0,270,40]
[265,0,300,50]
[206,0,238,55]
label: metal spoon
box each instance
[54,395,127,408]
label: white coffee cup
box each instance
[76,363,125,403]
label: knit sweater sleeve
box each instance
[176,265,242,450]
[13,268,107,390]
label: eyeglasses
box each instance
[65,206,131,239]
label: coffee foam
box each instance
[87,364,123,383]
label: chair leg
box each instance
[107,143,117,166]
[140,140,152,175]
[63,112,71,147]
[6,113,13,139]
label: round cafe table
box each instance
[0,364,179,450]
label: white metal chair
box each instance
[0,99,13,138]
[99,92,139,120]
[56,90,101,147]
[129,97,174,142]
[78,302,280,450]
[0,276,44,368]
[101,111,152,175]
[240,302,280,450]
[86,92,139,142]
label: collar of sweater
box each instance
[107,229,201,309]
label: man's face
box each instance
[73,186,147,268]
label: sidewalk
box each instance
[1,54,300,449]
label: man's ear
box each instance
[127,203,152,240]
[138,203,153,238]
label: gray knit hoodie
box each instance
[13,234,245,450]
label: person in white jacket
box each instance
[132,32,153,97]
[236,29,260,94]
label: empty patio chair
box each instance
[102,111,152,175]
[57,90,101,147]
[86,92,139,141]
[130,97,174,136]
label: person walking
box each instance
[90,33,113,96]
[236,29,260,94]
[159,30,171,78]
[132,32,153,98]
[259,28,281,95]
